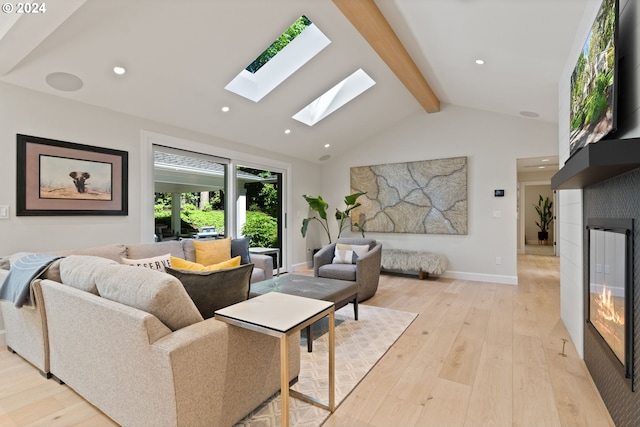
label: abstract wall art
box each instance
[350,156,467,235]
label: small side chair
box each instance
[313,238,382,302]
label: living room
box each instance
[1,0,639,426]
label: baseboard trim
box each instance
[0,329,6,348]
[290,261,312,272]
[441,271,518,285]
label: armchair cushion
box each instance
[166,263,253,319]
[318,263,357,281]
[333,243,370,264]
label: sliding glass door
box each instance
[153,145,229,240]
[236,166,283,272]
[150,142,287,275]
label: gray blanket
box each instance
[0,254,62,308]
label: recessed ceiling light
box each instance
[284,129,291,134]
[45,72,83,91]
[221,106,230,112]
[475,59,485,65]
[538,166,545,169]
[324,144,330,148]
[541,158,550,162]
[319,154,331,161]
[113,66,126,75]
[520,110,540,118]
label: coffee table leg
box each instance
[280,335,289,427]
[306,325,313,352]
[329,310,335,411]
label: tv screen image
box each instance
[569,0,617,156]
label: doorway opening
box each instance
[516,156,559,256]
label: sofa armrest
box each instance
[248,253,274,280]
[313,244,336,276]
[153,318,300,426]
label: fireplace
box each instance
[586,218,634,390]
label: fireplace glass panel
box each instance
[589,228,626,366]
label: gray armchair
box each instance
[314,238,382,302]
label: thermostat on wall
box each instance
[494,189,505,197]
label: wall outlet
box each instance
[496,256,501,265]
[0,205,8,219]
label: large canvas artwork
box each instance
[350,157,467,235]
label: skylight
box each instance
[292,68,376,126]
[225,15,330,102]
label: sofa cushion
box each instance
[170,256,240,272]
[52,244,127,263]
[95,264,203,331]
[121,253,171,272]
[192,238,231,266]
[231,237,251,265]
[166,263,253,319]
[126,241,185,260]
[333,243,370,264]
[59,255,119,294]
[180,239,196,262]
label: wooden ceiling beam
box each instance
[332,0,440,113]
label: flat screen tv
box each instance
[569,0,618,157]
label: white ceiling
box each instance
[0,0,594,164]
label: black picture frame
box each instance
[16,134,128,216]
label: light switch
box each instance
[493,210,502,218]
[0,205,8,219]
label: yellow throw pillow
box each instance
[192,238,231,266]
[170,256,241,272]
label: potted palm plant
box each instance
[301,192,366,244]
[534,195,553,243]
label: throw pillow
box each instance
[169,256,241,272]
[332,243,370,264]
[192,238,231,266]
[95,264,203,331]
[121,253,171,272]
[231,236,251,265]
[166,263,254,319]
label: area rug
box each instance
[234,304,417,427]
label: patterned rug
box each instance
[234,304,417,427]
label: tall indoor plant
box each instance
[534,195,554,242]
[301,192,366,244]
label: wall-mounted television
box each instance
[569,0,618,157]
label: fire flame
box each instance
[598,283,622,325]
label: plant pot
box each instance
[538,231,549,242]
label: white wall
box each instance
[320,104,558,284]
[0,81,322,341]
[558,0,640,357]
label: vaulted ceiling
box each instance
[0,0,592,163]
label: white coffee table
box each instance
[214,292,335,427]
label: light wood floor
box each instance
[0,255,614,426]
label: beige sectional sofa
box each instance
[0,240,296,427]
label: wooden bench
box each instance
[381,249,447,279]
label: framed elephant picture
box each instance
[16,134,128,216]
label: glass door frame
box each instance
[140,131,291,271]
